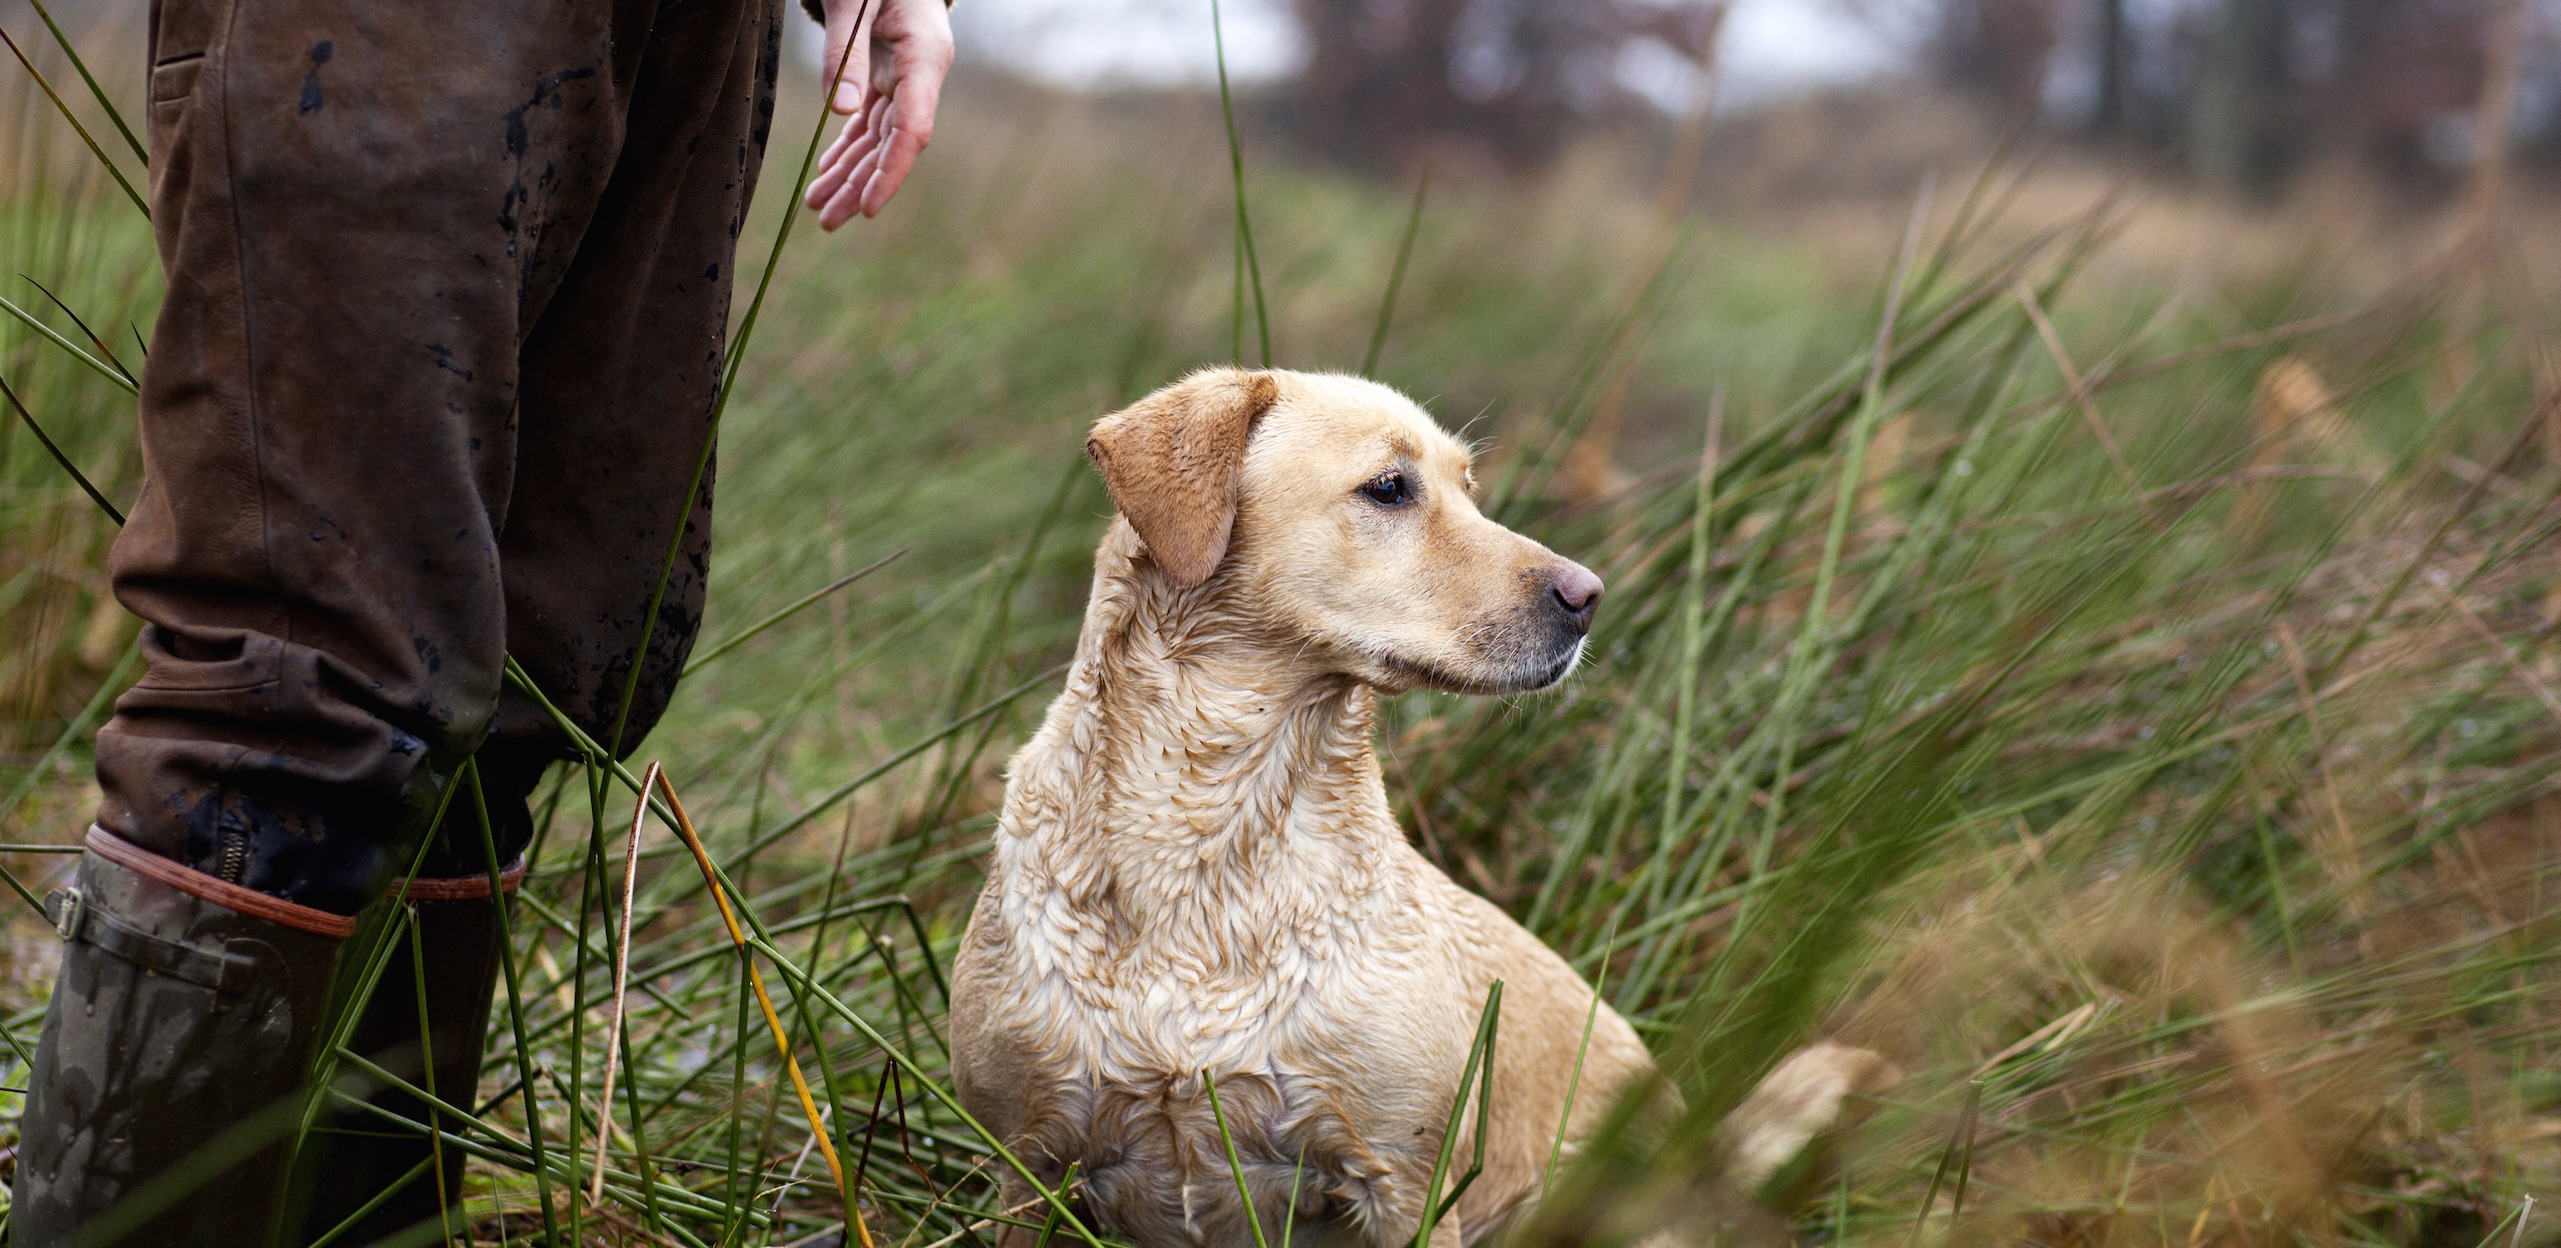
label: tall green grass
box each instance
[3,8,2559,1246]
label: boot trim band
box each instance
[391,859,527,903]
[85,827,359,939]
[45,885,251,993]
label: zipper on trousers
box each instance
[213,824,249,885]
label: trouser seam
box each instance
[212,0,289,655]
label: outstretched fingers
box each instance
[805,109,883,225]
[811,99,893,229]
[853,62,944,217]
[803,0,953,227]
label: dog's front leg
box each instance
[1718,1041,1899,1193]
[988,1174,1051,1248]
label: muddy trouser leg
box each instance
[13,0,781,1242]
[287,5,786,1239]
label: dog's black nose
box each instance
[1550,562,1604,631]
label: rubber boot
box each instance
[284,863,521,1247]
[13,827,354,1247]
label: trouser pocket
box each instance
[146,0,229,154]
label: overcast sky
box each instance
[937,0,1914,109]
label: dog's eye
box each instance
[1359,472,1414,507]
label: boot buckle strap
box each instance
[47,886,248,994]
[46,886,81,941]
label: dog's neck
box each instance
[999,526,1404,926]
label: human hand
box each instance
[804,0,955,228]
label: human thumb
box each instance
[822,7,865,113]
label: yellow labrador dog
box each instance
[951,369,1883,1247]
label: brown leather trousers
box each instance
[96,0,784,915]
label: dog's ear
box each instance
[1087,368,1279,588]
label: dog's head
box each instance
[1088,367,1602,695]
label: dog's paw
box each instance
[1719,1041,1900,1193]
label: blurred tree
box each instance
[1285,0,1724,170]
[1932,0,2062,108]
[1275,0,2540,197]
[1926,0,2532,196]
[2093,0,2128,132]
[2192,0,2295,192]
[2330,0,2497,177]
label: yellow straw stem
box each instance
[589,761,659,1206]
[658,769,875,1248]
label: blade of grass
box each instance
[1202,1069,1271,1248]
[588,761,657,1207]
[748,935,1105,1246]
[318,1058,736,1231]
[0,371,125,524]
[299,1154,439,1248]
[1655,390,1721,856]
[2014,279,2145,509]
[2,639,139,828]
[286,773,464,1170]
[1486,228,1692,514]
[1714,178,1933,974]
[1413,980,1501,1248]
[2309,390,2552,689]
[514,721,1075,1237]
[0,23,148,218]
[1210,0,1270,368]
[405,902,459,1248]
[1281,1143,1305,1248]
[658,767,874,1248]
[682,548,906,676]
[1543,917,1622,1203]
[1030,1161,1078,1247]
[1902,1083,1982,1247]
[25,0,145,166]
[1433,982,1501,1222]
[465,758,562,1247]
[1362,172,1428,376]
[0,291,138,394]
[1948,1082,1979,1222]
[20,275,136,385]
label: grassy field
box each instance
[6,10,2561,1247]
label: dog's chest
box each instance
[988,823,1452,1081]
[978,837,1472,1245]
[964,697,1482,1243]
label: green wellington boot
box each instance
[13,827,354,1247]
[285,863,519,1247]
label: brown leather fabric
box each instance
[391,859,528,903]
[97,0,784,916]
[85,826,357,939]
